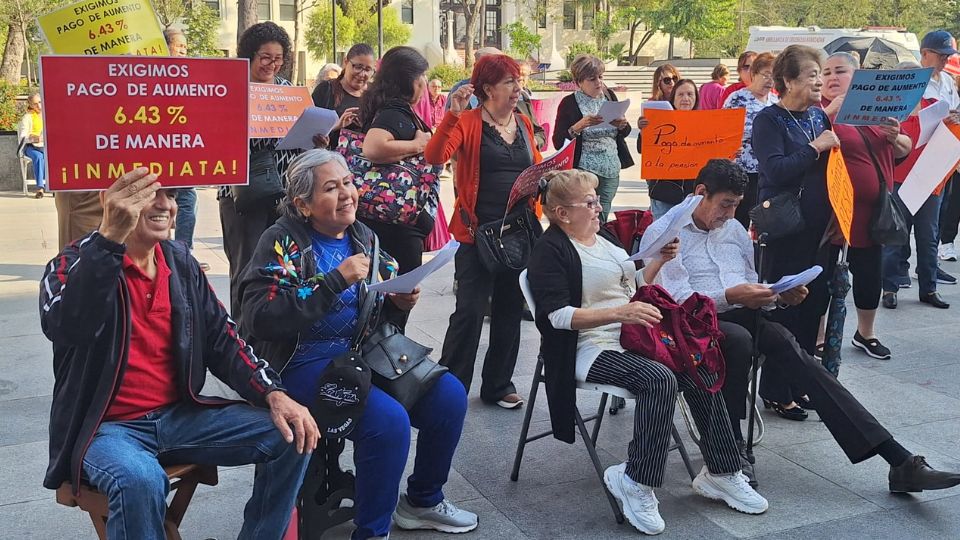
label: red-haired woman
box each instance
[425,54,543,408]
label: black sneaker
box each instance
[937,267,958,285]
[851,331,891,360]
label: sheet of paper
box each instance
[642,100,673,112]
[275,107,340,150]
[630,195,703,261]
[598,99,631,127]
[368,240,460,294]
[917,100,950,148]
[900,122,960,214]
[766,266,823,294]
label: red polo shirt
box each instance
[105,245,180,421]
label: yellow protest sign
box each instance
[38,0,168,56]
[826,148,855,243]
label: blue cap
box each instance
[921,30,958,55]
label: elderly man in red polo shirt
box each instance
[39,168,319,540]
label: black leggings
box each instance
[847,245,882,310]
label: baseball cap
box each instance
[311,350,371,438]
[921,30,958,56]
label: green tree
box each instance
[0,0,67,83]
[305,2,357,60]
[504,21,542,59]
[355,0,411,52]
[304,0,410,62]
[183,3,222,57]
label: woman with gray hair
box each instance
[240,148,478,539]
[552,54,634,222]
[818,51,913,360]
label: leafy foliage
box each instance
[183,3,223,57]
[504,21,542,60]
[304,0,410,61]
[565,42,600,66]
[0,79,30,131]
[427,64,471,87]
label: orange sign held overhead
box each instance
[826,148,855,243]
[640,109,745,180]
[249,84,313,139]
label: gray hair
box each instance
[827,51,860,69]
[896,60,922,70]
[280,149,350,220]
[163,27,185,46]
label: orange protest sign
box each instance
[826,148,855,243]
[249,84,313,138]
[640,109,745,180]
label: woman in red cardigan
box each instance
[425,54,543,408]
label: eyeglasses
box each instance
[350,62,376,75]
[757,72,774,81]
[562,198,602,210]
[660,77,677,85]
[256,54,284,66]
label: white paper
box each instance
[899,122,960,215]
[367,240,460,294]
[275,106,340,150]
[630,195,703,261]
[917,101,950,148]
[597,99,631,127]
[642,100,674,112]
[766,266,823,294]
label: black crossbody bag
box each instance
[856,129,909,246]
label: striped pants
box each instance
[585,350,741,487]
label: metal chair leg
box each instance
[590,392,610,446]
[510,357,544,482]
[671,424,697,481]
[676,394,702,446]
[575,408,624,524]
[609,395,626,415]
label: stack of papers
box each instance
[767,266,823,294]
[629,195,703,261]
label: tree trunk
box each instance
[0,23,26,84]
[463,1,483,68]
[291,0,301,84]
[237,0,258,47]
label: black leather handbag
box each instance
[473,205,544,274]
[231,149,284,215]
[357,236,448,410]
[749,190,806,240]
[857,130,909,246]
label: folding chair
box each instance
[510,270,697,524]
[19,155,31,196]
[677,364,765,446]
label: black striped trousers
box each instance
[585,350,742,487]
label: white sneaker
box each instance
[940,243,958,262]
[393,494,478,533]
[691,466,768,514]
[603,463,665,535]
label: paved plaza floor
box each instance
[3,157,960,538]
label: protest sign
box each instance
[249,84,314,138]
[505,139,576,210]
[41,55,249,191]
[531,95,563,152]
[38,0,168,56]
[640,109,745,180]
[826,148,855,243]
[900,122,960,214]
[835,68,933,126]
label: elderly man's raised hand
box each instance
[98,167,161,244]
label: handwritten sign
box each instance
[506,139,576,211]
[41,55,249,191]
[640,109,745,180]
[249,84,314,138]
[826,148,855,243]
[38,0,168,56]
[835,68,933,126]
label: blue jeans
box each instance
[24,144,46,190]
[648,198,676,221]
[81,402,311,540]
[594,173,621,223]
[285,365,467,540]
[174,188,198,249]
[882,184,942,295]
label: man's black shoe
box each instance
[920,292,950,309]
[882,292,897,309]
[737,440,758,488]
[889,455,960,492]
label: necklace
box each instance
[483,106,514,135]
[781,104,814,143]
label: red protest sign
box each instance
[41,55,249,191]
[506,138,576,211]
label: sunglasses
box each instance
[660,77,677,85]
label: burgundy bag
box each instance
[619,285,726,393]
[602,209,654,255]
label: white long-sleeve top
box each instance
[639,201,758,313]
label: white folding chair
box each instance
[19,155,31,195]
[510,270,697,524]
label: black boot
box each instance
[889,455,960,492]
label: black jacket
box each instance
[39,233,284,493]
[527,225,623,443]
[240,217,399,373]
[552,89,635,171]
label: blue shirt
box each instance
[283,231,360,403]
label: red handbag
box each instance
[619,285,726,393]
[602,209,654,255]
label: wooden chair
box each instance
[55,464,218,540]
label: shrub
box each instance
[0,81,29,132]
[565,42,600,66]
[427,64,471,88]
[557,70,573,83]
